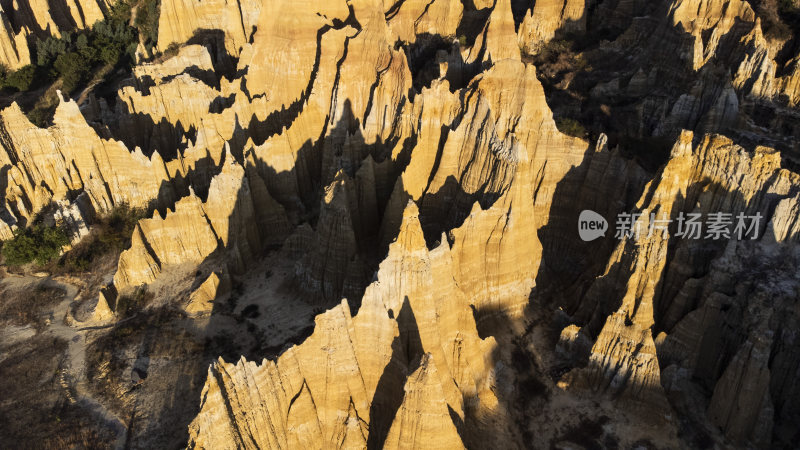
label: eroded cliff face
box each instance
[519,0,588,53]
[530,0,800,165]
[2,0,800,448]
[156,0,260,56]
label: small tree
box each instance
[2,224,70,266]
[556,117,587,139]
[3,65,37,91]
[53,52,90,93]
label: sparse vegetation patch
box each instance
[57,204,145,274]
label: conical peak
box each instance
[391,200,427,253]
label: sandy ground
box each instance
[0,274,128,448]
[0,249,320,448]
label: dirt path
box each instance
[21,276,128,448]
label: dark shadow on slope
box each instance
[106,111,197,160]
[402,33,456,96]
[533,141,649,336]
[85,161,313,447]
[241,7,358,147]
[456,0,493,47]
[418,175,505,246]
[185,30,240,82]
[400,33,485,97]
[531,137,800,447]
[471,301,690,449]
[366,297,422,449]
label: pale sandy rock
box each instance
[115,73,234,163]
[472,0,494,9]
[53,192,94,244]
[298,171,362,303]
[400,79,460,200]
[202,154,262,268]
[563,130,800,441]
[0,96,174,238]
[114,191,219,291]
[518,0,587,54]
[0,12,30,70]
[242,0,350,100]
[765,194,800,243]
[577,311,673,415]
[387,0,463,43]
[708,334,774,446]
[112,154,287,291]
[670,0,756,69]
[412,60,586,321]
[777,56,800,106]
[187,297,397,449]
[243,164,291,247]
[466,0,520,64]
[2,0,797,446]
[89,291,115,322]
[0,0,108,69]
[189,200,510,447]
[185,272,227,314]
[732,21,777,100]
[133,45,215,85]
[157,0,261,56]
[383,354,466,450]
[246,25,356,209]
[556,324,592,360]
[670,0,755,35]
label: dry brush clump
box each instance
[55,204,145,275]
[0,283,66,331]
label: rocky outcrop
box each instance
[518,0,587,54]
[297,172,364,304]
[387,0,463,43]
[89,290,115,322]
[559,130,800,445]
[113,189,219,290]
[113,157,289,292]
[133,45,215,85]
[238,0,349,100]
[186,272,228,314]
[465,0,520,64]
[707,335,774,446]
[53,192,94,244]
[188,200,511,448]
[383,354,466,450]
[0,95,175,238]
[156,0,261,56]
[4,0,800,448]
[0,12,31,70]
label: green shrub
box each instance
[26,104,56,128]
[4,1,143,95]
[3,65,38,91]
[135,0,160,47]
[0,63,8,85]
[53,52,90,93]
[36,34,71,67]
[555,117,587,139]
[2,224,70,266]
[58,204,144,273]
[115,285,152,318]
